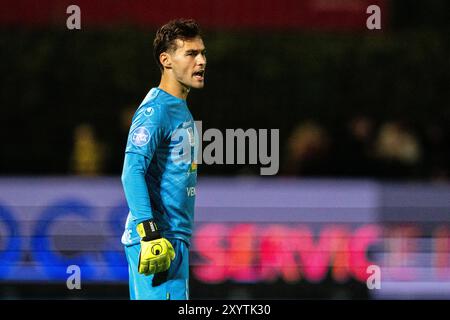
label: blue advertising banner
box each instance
[0,177,449,299]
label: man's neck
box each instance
[158,74,189,100]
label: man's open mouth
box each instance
[193,70,205,81]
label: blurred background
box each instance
[0,0,449,299]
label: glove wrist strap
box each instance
[136,220,161,241]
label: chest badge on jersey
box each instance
[189,161,197,173]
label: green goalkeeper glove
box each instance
[136,220,175,275]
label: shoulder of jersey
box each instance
[139,88,161,108]
[135,89,172,126]
[135,102,164,123]
[138,90,166,115]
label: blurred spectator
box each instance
[282,121,333,176]
[336,115,377,177]
[373,121,423,179]
[120,105,136,132]
[421,122,450,182]
[103,105,136,173]
[70,123,105,175]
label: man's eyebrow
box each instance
[185,48,207,54]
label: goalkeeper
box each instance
[121,19,206,300]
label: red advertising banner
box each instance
[0,0,388,30]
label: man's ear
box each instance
[160,52,172,70]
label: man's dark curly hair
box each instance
[153,19,201,72]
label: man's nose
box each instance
[197,55,206,66]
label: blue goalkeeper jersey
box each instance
[121,87,198,247]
